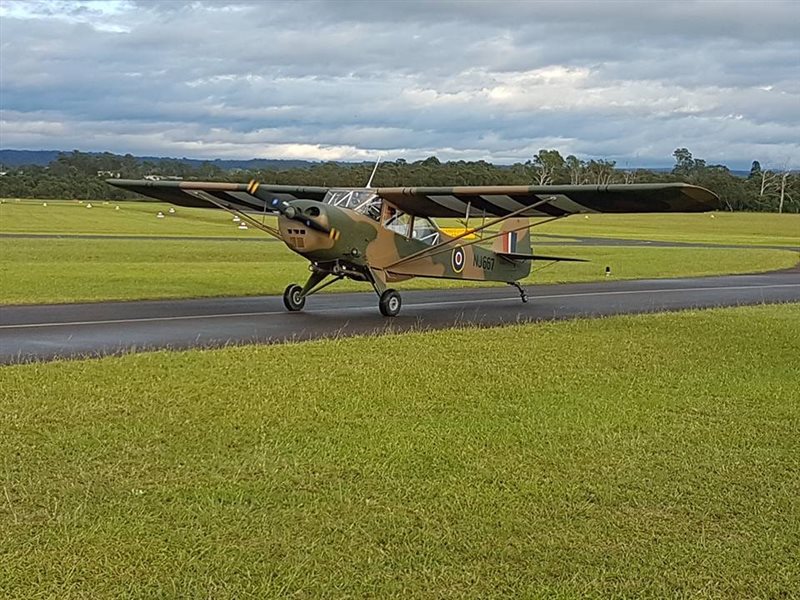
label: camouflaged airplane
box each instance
[108,176,718,316]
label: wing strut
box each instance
[390,215,568,268]
[189,190,283,239]
[384,197,555,270]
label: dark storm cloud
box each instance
[1,0,798,167]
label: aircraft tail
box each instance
[492,218,531,255]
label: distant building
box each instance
[97,171,121,178]
[143,175,183,181]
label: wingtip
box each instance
[683,184,722,210]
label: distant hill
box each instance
[0,149,317,170]
[0,150,63,167]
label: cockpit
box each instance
[323,189,382,221]
[383,207,441,246]
[323,189,441,246]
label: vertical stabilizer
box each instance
[493,218,530,255]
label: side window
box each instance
[411,217,440,245]
[383,208,412,237]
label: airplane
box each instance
[107,177,718,316]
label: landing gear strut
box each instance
[509,281,528,303]
[282,268,344,313]
[367,267,402,317]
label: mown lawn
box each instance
[1,304,798,598]
[2,199,798,247]
[2,199,797,304]
[1,236,796,304]
[0,198,272,237]
[535,211,799,246]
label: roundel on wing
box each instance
[451,245,465,273]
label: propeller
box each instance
[247,180,331,234]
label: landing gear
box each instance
[378,289,402,317]
[509,281,528,303]
[283,284,305,311]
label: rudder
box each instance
[492,218,531,255]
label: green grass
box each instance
[2,200,797,247]
[534,211,799,246]
[0,198,272,237]
[2,304,798,598]
[2,200,797,304]
[1,237,797,304]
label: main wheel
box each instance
[378,289,401,317]
[282,284,305,312]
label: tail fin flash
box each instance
[493,218,530,255]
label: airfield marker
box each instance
[157,211,165,218]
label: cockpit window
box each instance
[383,209,412,237]
[411,216,441,245]
[323,190,381,221]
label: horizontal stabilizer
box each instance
[498,252,589,262]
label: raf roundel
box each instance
[451,246,465,273]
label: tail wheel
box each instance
[378,289,402,317]
[282,284,305,312]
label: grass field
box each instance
[1,237,797,304]
[1,199,798,247]
[2,304,798,598]
[0,199,268,238]
[2,199,797,304]
[537,211,799,246]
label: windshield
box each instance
[323,190,381,221]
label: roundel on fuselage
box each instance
[451,246,465,273]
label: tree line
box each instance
[0,149,796,212]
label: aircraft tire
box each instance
[379,289,401,317]
[283,284,305,312]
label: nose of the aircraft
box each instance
[284,200,331,233]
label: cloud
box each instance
[1,0,798,168]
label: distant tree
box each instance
[776,167,797,214]
[565,155,585,184]
[748,160,762,180]
[585,159,616,185]
[531,149,566,185]
[2,148,794,212]
[672,148,706,178]
[757,169,778,200]
[672,148,693,177]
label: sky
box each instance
[1,0,798,169]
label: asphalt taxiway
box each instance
[2,270,798,364]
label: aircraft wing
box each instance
[375,183,719,217]
[106,179,329,212]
